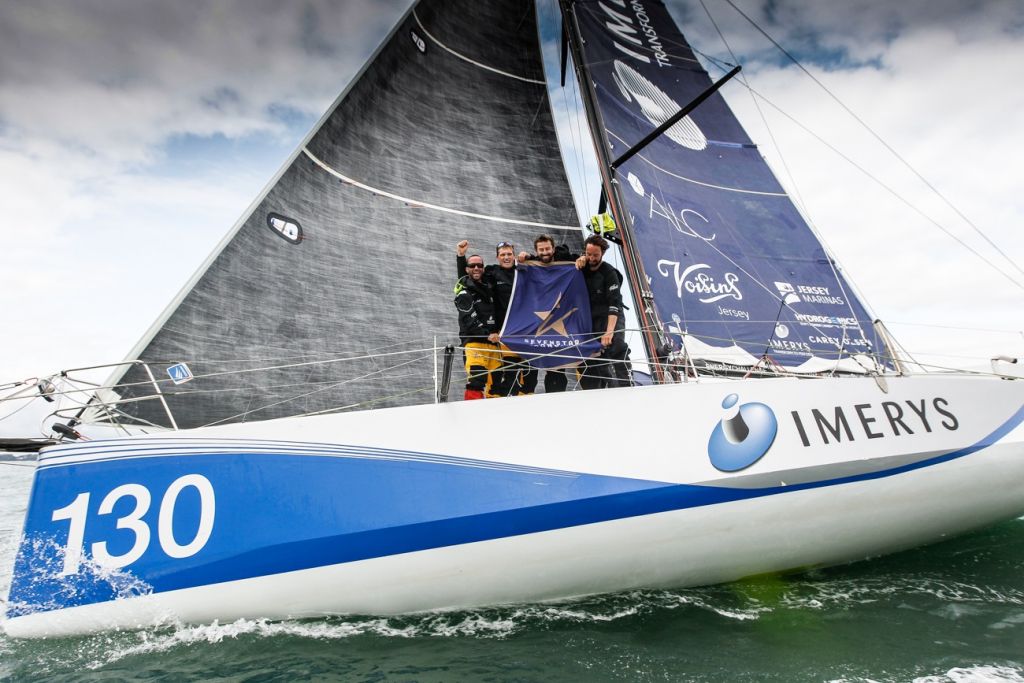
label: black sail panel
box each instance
[103,0,580,429]
[569,0,886,372]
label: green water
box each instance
[2,465,1022,682]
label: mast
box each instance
[558,0,670,383]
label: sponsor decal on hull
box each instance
[790,397,959,447]
[707,393,964,470]
[707,394,778,471]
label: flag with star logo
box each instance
[499,263,602,368]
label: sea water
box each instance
[1,463,1022,682]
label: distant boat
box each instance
[4,0,1022,638]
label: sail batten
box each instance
[606,131,788,196]
[302,148,577,229]
[411,10,547,84]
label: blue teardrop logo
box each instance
[707,394,778,472]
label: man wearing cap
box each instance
[454,253,500,400]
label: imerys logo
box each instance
[708,394,778,472]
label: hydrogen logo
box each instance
[707,394,778,472]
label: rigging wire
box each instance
[6,341,1013,438]
[697,1,810,211]
[672,40,1017,367]
[0,344,446,406]
[550,1,598,229]
[0,396,40,424]
[721,0,1024,284]
[131,346,441,394]
[745,88,1024,292]
[5,316,1012,426]
[688,19,1024,295]
[697,0,877,361]
[675,55,1024,294]
[199,352,434,428]
[132,336,458,367]
[563,49,593,222]
[296,384,437,419]
[887,320,1023,334]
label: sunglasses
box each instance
[466,262,485,269]
[496,241,514,250]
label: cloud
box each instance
[0,0,411,159]
[0,1,414,432]
[676,0,1024,67]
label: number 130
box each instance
[51,474,216,575]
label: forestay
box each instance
[567,0,886,372]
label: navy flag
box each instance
[500,263,602,369]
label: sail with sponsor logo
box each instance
[562,0,887,374]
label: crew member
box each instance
[516,233,578,266]
[454,254,500,400]
[455,240,525,396]
[575,235,629,389]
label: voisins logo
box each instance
[707,394,778,471]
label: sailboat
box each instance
[4,0,1023,638]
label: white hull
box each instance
[5,374,1024,637]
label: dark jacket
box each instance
[455,275,497,345]
[456,255,517,327]
[582,261,624,324]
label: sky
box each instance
[1,0,1023,438]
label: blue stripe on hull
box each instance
[8,404,1024,618]
[7,453,672,617]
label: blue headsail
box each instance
[500,263,603,368]
[569,0,886,371]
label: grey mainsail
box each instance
[96,0,581,429]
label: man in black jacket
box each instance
[454,254,500,400]
[576,235,630,390]
[455,240,524,397]
[517,233,578,266]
